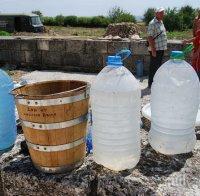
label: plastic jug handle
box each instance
[116,49,131,61]
[182,44,194,55]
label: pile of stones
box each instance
[104,22,141,40]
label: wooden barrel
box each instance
[12,80,89,173]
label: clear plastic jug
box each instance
[0,69,16,154]
[149,51,200,155]
[91,50,141,171]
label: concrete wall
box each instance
[0,37,186,74]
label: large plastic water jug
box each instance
[149,51,200,155]
[0,69,16,153]
[91,50,141,171]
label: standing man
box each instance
[147,7,167,88]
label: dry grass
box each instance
[47,25,193,40]
[6,23,193,40]
[47,26,106,37]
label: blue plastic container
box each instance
[86,126,93,154]
[135,60,144,77]
[86,109,93,154]
[0,69,16,154]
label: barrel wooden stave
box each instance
[16,99,89,123]
[29,143,85,167]
[22,121,87,145]
[13,80,89,173]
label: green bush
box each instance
[55,15,65,26]
[90,16,110,27]
[108,6,136,23]
[64,16,78,26]
[0,31,10,36]
[43,6,136,28]
[44,15,110,27]
[43,17,57,26]
[77,17,92,27]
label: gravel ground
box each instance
[1,69,200,195]
[1,68,151,195]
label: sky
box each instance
[0,0,199,17]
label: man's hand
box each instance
[151,48,156,57]
[182,38,194,45]
[148,36,156,57]
[182,40,188,45]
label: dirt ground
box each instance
[12,26,106,38]
[9,70,30,82]
[1,65,31,82]
[10,25,193,40]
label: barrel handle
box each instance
[10,83,28,99]
[12,93,27,99]
[10,84,90,99]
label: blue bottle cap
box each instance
[170,51,185,60]
[106,55,123,67]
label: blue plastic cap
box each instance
[107,55,123,67]
[170,51,185,60]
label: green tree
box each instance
[143,6,195,31]
[179,5,195,29]
[163,8,183,31]
[143,8,155,25]
[108,6,136,23]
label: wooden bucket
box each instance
[12,80,89,173]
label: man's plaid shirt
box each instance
[147,17,167,51]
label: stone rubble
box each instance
[104,22,141,39]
